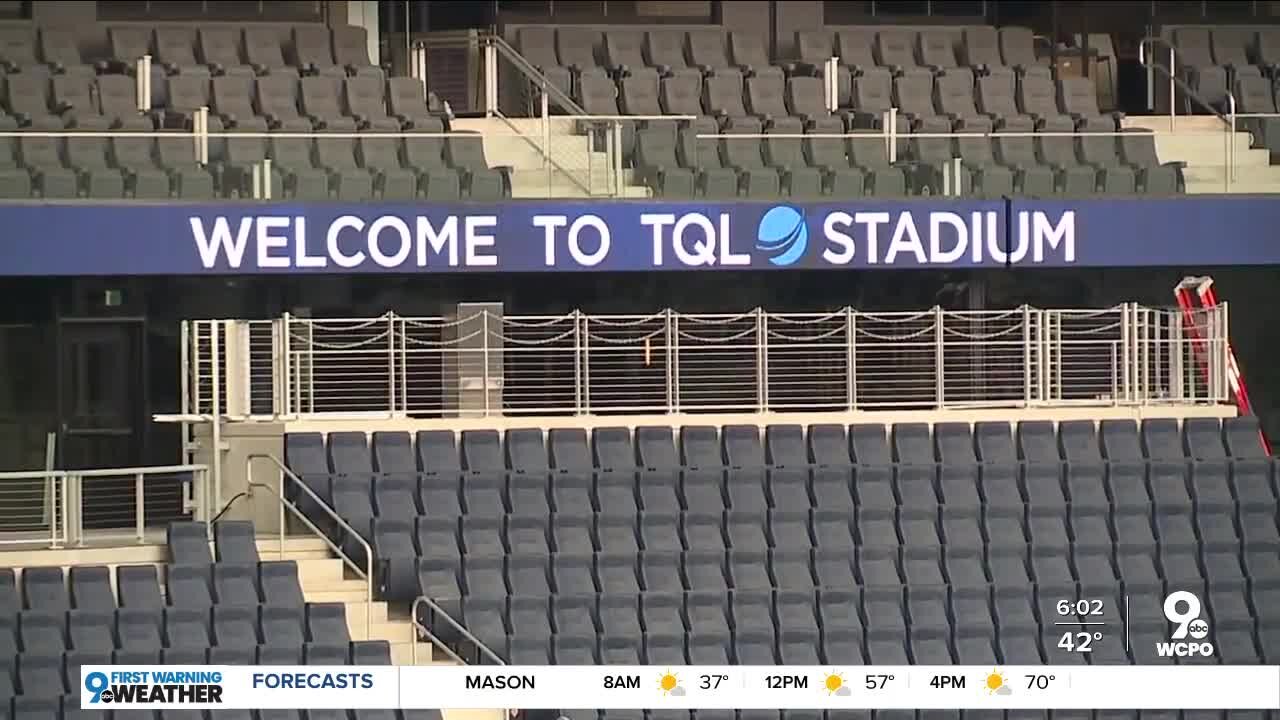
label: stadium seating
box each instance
[284,414,1276,667]
[0,520,396,717]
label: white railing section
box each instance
[179,304,1230,421]
[0,464,211,549]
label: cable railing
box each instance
[0,464,210,549]
[245,453,373,641]
[179,304,1230,421]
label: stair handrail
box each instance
[245,453,373,642]
[1139,36,1236,127]
[411,594,507,666]
[1140,35,1236,189]
[484,33,588,116]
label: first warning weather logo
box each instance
[86,670,224,705]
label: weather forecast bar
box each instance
[400,665,1280,710]
[83,665,1280,711]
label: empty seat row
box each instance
[0,25,379,80]
[0,601,354,656]
[286,416,1272,477]
[1169,26,1280,110]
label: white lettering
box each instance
[1034,210,1075,263]
[326,216,365,269]
[929,212,967,264]
[416,216,458,267]
[971,212,984,263]
[367,216,412,268]
[293,218,326,268]
[255,216,291,268]
[992,212,1029,264]
[673,213,717,266]
[717,213,749,265]
[465,216,498,266]
[533,215,567,266]
[822,211,856,265]
[641,213,675,266]
[568,215,610,267]
[854,212,890,264]
[884,214,926,265]
[190,217,251,269]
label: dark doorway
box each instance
[57,318,147,470]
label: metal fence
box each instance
[0,464,211,549]
[182,303,1230,421]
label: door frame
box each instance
[54,316,150,469]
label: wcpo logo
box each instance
[755,206,809,267]
[1156,590,1214,658]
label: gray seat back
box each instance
[605,31,646,70]
[1236,75,1278,113]
[786,76,827,117]
[1212,28,1254,66]
[578,74,620,114]
[403,135,447,169]
[836,28,877,68]
[225,131,267,167]
[893,73,936,117]
[1173,27,1215,68]
[293,25,336,68]
[977,74,1019,116]
[919,31,958,68]
[20,135,65,167]
[245,27,288,71]
[447,133,493,172]
[703,73,747,116]
[999,26,1039,67]
[688,30,731,70]
[68,134,111,169]
[40,28,83,69]
[332,25,372,66]
[721,133,766,169]
[875,30,918,70]
[258,75,303,118]
[746,75,789,117]
[112,134,159,169]
[53,75,98,118]
[1017,74,1059,117]
[764,128,805,168]
[557,28,601,70]
[518,27,560,69]
[155,27,199,68]
[387,77,431,120]
[8,74,51,117]
[853,71,893,113]
[1058,76,1101,117]
[646,31,690,71]
[796,31,834,65]
[270,136,317,171]
[213,75,256,118]
[660,75,703,115]
[317,135,359,169]
[729,32,771,69]
[935,73,980,117]
[167,75,211,113]
[345,76,387,118]
[301,75,344,119]
[621,74,661,115]
[962,26,1003,67]
[995,136,1038,166]
[110,27,151,63]
[0,27,37,67]
[199,27,243,67]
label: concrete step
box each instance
[293,557,344,586]
[1151,132,1255,163]
[1184,164,1280,184]
[453,116,579,136]
[341,599,389,627]
[1123,114,1228,133]
[1186,180,1280,194]
[511,182,651,198]
[255,536,330,555]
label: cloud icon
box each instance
[755,206,808,267]
[997,686,1012,696]
[670,687,686,697]
[835,687,851,697]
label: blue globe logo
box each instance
[755,206,808,267]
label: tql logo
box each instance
[755,206,808,267]
[1155,590,1214,657]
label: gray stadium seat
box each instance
[702,73,760,133]
[517,27,573,104]
[68,566,113,610]
[68,609,114,652]
[636,128,696,198]
[387,77,445,132]
[268,137,329,199]
[153,27,205,76]
[403,136,462,200]
[256,75,311,131]
[197,27,253,76]
[301,75,357,131]
[316,134,373,200]
[728,32,784,81]
[214,521,259,564]
[306,603,351,648]
[875,30,921,73]
[21,567,67,612]
[212,605,258,650]
[344,77,400,132]
[446,134,510,199]
[163,606,209,649]
[999,27,1052,78]
[332,25,383,79]
[291,25,342,77]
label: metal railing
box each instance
[411,595,507,666]
[180,304,1230,421]
[0,464,210,549]
[1140,36,1238,130]
[245,453,373,641]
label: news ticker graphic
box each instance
[82,665,1280,711]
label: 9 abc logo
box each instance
[1159,590,1214,657]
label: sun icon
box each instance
[658,670,680,695]
[823,672,847,695]
[985,669,1008,695]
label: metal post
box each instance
[485,42,498,117]
[1022,305,1033,406]
[262,158,273,200]
[542,84,552,195]
[581,313,591,413]
[613,122,624,197]
[1171,307,1184,401]
[1228,93,1237,186]
[952,158,963,197]
[251,164,262,200]
[399,315,408,414]
[180,321,192,464]
[572,310,583,414]
[669,310,680,414]
[886,108,898,162]
[1168,46,1176,130]
[825,57,838,112]
[134,473,146,543]
[1041,310,1052,402]
[210,321,222,511]
[1120,302,1132,403]
[934,306,945,408]
[137,55,152,112]
[47,474,58,549]
[387,314,397,417]
[64,474,75,548]
[846,307,857,411]
[281,312,292,417]
[197,106,209,166]
[756,309,768,413]
[1219,301,1231,402]
[482,311,491,416]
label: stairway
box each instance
[271,536,506,720]
[452,117,651,199]
[1123,115,1280,193]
